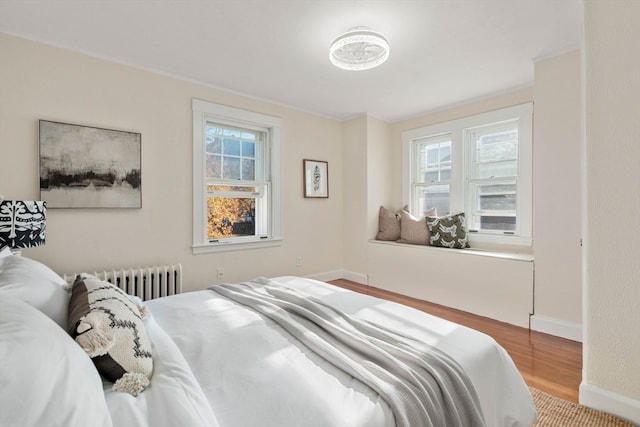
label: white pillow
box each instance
[0,246,12,259]
[0,255,69,328]
[0,296,113,427]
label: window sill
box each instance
[193,237,283,254]
[466,231,532,248]
[368,239,534,262]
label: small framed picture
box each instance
[303,159,328,198]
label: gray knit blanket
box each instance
[209,278,486,427]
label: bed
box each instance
[0,250,537,427]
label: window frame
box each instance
[411,134,454,218]
[192,99,282,254]
[403,102,533,248]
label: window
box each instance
[413,135,452,216]
[403,103,532,247]
[467,123,519,233]
[193,99,281,253]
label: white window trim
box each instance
[403,102,533,248]
[192,99,282,254]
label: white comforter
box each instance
[128,276,536,427]
[103,314,219,427]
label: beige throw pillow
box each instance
[376,206,401,241]
[397,208,436,245]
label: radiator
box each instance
[63,263,182,301]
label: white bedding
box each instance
[103,314,219,427]
[144,276,537,427]
[0,259,536,427]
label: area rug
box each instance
[530,387,635,427]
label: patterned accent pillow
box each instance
[426,213,469,249]
[376,206,401,241]
[68,275,153,396]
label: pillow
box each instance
[0,296,112,427]
[68,275,153,396]
[0,254,70,328]
[376,206,401,241]
[426,213,469,249]
[397,208,437,245]
[0,246,12,259]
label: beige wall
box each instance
[341,115,368,279]
[582,0,640,421]
[391,89,533,139]
[0,34,344,291]
[341,114,394,283]
[366,116,394,242]
[532,50,583,338]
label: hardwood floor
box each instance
[328,279,582,403]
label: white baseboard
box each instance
[305,270,343,282]
[305,270,368,285]
[530,314,582,342]
[342,270,368,285]
[580,382,640,425]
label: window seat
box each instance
[366,240,534,328]
[369,239,534,262]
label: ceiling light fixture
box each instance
[329,27,389,71]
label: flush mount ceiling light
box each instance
[329,27,389,71]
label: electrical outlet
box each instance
[217,267,224,279]
[296,256,303,267]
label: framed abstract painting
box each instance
[39,120,142,208]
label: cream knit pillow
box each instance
[68,275,153,396]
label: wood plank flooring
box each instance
[328,279,582,403]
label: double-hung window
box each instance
[412,134,453,216]
[403,103,532,247]
[192,99,281,253]
[467,122,519,234]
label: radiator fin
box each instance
[63,264,182,301]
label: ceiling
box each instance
[0,0,582,123]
